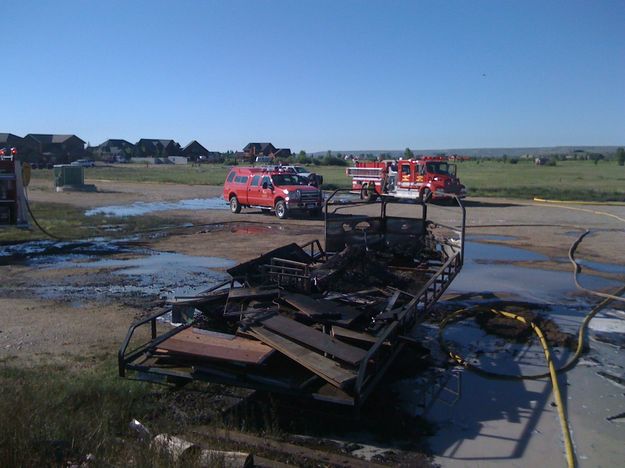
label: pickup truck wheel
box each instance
[229,196,241,213]
[275,200,287,219]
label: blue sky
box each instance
[2,0,624,151]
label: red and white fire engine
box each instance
[346,156,466,201]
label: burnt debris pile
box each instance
[119,195,465,406]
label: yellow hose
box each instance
[438,195,625,466]
[531,199,625,223]
[498,309,575,468]
[533,197,625,207]
[439,307,576,467]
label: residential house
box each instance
[92,139,135,162]
[0,133,23,149]
[273,148,292,159]
[23,134,86,163]
[183,141,223,163]
[135,139,181,159]
[243,142,277,160]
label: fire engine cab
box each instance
[346,156,466,202]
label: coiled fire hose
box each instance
[439,247,625,468]
[439,307,577,467]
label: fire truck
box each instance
[346,156,466,201]
[0,148,29,227]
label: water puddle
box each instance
[0,238,139,266]
[467,241,546,262]
[1,238,235,303]
[85,197,227,217]
[77,252,235,299]
[572,258,624,275]
[451,241,620,302]
[397,238,625,466]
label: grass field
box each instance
[0,202,185,242]
[30,159,625,201]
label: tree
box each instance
[617,147,625,166]
[404,147,414,159]
[589,153,604,165]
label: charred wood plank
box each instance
[228,287,280,300]
[282,292,363,325]
[247,326,356,389]
[157,328,274,365]
[331,325,378,345]
[257,314,367,366]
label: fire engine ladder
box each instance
[345,166,384,179]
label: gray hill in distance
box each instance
[311,146,621,158]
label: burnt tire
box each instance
[275,200,287,219]
[230,196,241,213]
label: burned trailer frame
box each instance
[118,192,465,407]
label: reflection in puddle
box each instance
[452,241,620,302]
[465,241,546,262]
[575,258,624,275]
[78,252,235,299]
[85,197,228,217]
[0,238,139,266]
[1,238,234,302]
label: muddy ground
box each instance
[2,179,624,465]
[4,179,625,367]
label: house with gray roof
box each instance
[92,139,135,162]
[182,140,222,163]
[23,133,86,163]
[135,139,181,158]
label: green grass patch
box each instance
[458,159,625,200]
[29,160,625,201]
[0,361,159,466]
[0,201,184,243]
[31,164,230,186]
[0,358,249,466]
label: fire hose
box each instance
[438,231,625,468]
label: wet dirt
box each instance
[85,197,228,217]
[2,181,624,466]
[0,240,234,307]
[473,306,576,349]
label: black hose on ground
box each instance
[23,188,65,241]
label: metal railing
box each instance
[354,248,462,399]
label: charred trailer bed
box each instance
[119,192,465,407]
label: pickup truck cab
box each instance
[223,166,323,219]
[279,165,323,187]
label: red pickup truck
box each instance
[223,167,323,219]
